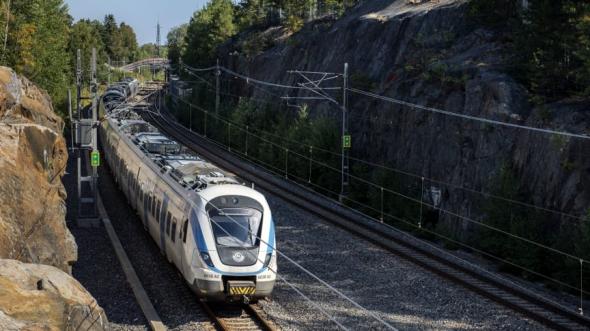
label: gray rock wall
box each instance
[218,0,589,238]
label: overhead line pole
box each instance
[90,48,99,218]
[340,62,350,203]
[215,58,221,117]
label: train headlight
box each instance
[263,253,272,268]
[200,252,215,268]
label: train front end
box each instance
[188,185,276,302]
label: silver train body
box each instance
[99,80,276,301]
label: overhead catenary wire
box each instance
[111,91,390,329]
[200,206,352,330]
[137,109,398,330]
[347,87,590,140]
[179,65,590,222]
[169,90,589,224]
[168,94,588,264]
[188,180,398,330]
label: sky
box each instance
[65,0,208,45]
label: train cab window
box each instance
[182,220,188,243]
[171,220,177,243]
[165,212,172,235]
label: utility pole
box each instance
[340,63,350,203]
[76,49,82,120]
[215,58,221,117]
[75,48,100,226]
[285,65,350,202]
[90,48,99,213]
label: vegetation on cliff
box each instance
[0,0,141,115]
[168,0,590,297]
[469,0,590,100]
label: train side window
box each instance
[149,196,154,216]
[166,212,172,235]
[156,200,162,222]
[182,219,188,243]
[171,220,177,243]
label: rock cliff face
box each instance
[219,0,590,237]
[0,259,107,331]
[0,66,76,272]
[0,66,107,330]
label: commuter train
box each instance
[99,79,277,302]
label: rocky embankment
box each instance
[219,0,590,238]
[0,66,107,330]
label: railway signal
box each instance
[72,48,100,226]
[91,150,100,167]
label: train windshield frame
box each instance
[209,208,262,248]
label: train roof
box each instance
[106,90,242,192]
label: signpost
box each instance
[343,135,351,149]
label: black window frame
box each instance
[165,212,172,235]
[182,219,188,243]
[171,220,177,243]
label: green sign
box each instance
[343,135,351,149]
[91,150,100,167]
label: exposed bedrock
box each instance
[0,259,107,331]
[0,66,75,272]
[0,66,108,329]
[218,0,590,238]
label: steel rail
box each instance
[200,300,277,331]
[147,107,590,331]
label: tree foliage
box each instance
[1,0,71,110]
[0,0,141,114]
[167,24,188,67]
[183,0,237,68]
[469,0,590,100]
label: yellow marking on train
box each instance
[229,287,256,295]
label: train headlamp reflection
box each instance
[200,251,215,268]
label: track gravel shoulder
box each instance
[258,189,548,330]
[96,161,211,331]
[64,154,148,331]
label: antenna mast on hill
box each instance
[156,20,161,57]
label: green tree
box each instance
[167,24,188,67]
[119,22,138,62]
[102,14,124,62]
[183,0,237,67]
[3,0,71,112]
[69,19,107,78]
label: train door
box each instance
[179,217,189,275]
[136,171,143,215]
[164,209,174,263]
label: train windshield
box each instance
[209,208,262,248]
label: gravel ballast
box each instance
[65,136,548,330]
[64,155,148,331]
[258,189,547,330]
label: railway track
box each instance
[201,301,278,331]
[147,105,590,331]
